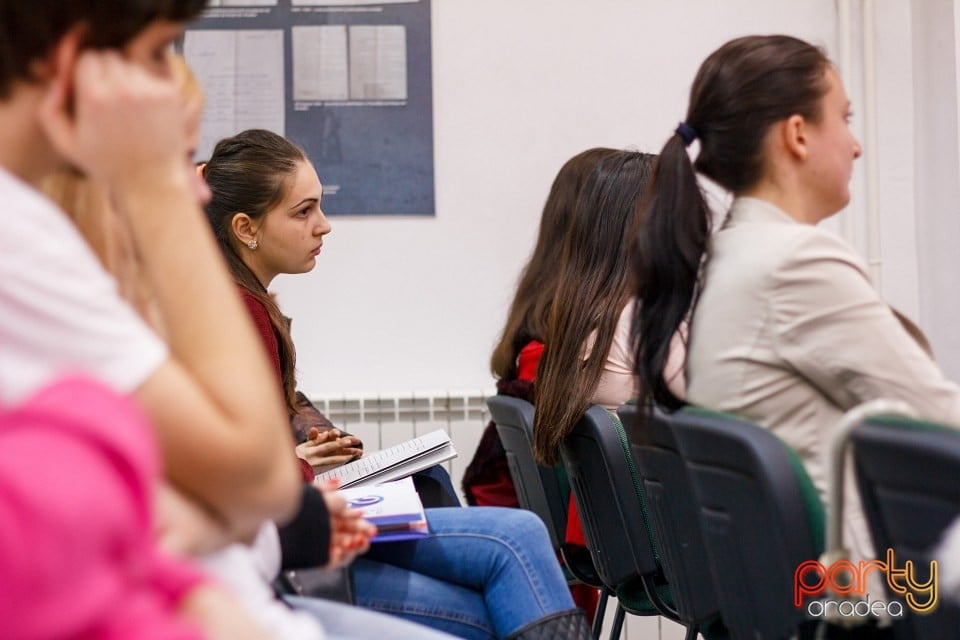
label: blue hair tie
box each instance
[675,121,698,147]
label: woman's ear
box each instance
[32,24,83,83]
[231,213,258,248]
[780,114,809,161]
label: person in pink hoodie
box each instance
[0,375,265,640]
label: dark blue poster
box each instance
[182,0,434,215]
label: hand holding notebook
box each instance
[317,478,377,568]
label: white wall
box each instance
[275,0,844,397]
[842,0,960,380]
[870,0,920,320]
[268,0,960,396]
[910,0,960,379]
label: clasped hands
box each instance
[296,427,363,473]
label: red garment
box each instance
[238,287,313,481]
[465,342,545,508]
[513,342,587,547]
[238,289,283,387]
[468,339,587,544]
[296,457,315,482]
[516,341,544,381]
[468,472,520,508]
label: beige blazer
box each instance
[687,196,960,563]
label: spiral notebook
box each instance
[314,428,457,489]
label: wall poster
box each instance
[182,0,434,215]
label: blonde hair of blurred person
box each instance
[41,56,268,558]
[41,55,239,558]
[43,55,204,336]
[0,2,303,637]
[37,58,404,640]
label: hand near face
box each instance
[316,480,376,570]
[296,428,363,473]
[39,46,193,203]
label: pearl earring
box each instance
[247,239,258,250]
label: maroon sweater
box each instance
[239,289,284,389]
[238,287,329,570]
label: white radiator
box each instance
[307,390,496,502]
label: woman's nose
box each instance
[314,210,332,235]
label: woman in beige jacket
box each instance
[631,35,960,572]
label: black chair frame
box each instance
[623,404,723,639]
[667,408,824,640]
[561,405,684,639]
[486,395,608,638]
[851,416,960,640]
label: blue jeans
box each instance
[352,507,575,640]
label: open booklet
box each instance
[314,428,457,489]
[338,476,428,543]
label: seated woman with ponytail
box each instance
[631,34,960,587]
[202,128,593,640]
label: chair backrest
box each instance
[670,407,824,640]
[486,395,568,550]
[560,405,660,591]
[622,404,720,625]
[852,416,960,640]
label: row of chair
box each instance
[487,395,960,640]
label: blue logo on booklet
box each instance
[348,494,384,509]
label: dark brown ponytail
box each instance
[632,35,831,410]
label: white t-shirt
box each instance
[200,524,325,640]
[0,167,167,404]
[0,168,321,638]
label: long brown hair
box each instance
[202,129,308,415]
[533,150,656,464]
[633,35,830,411]
[490,148,620,380]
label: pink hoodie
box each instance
[0,376,206,639]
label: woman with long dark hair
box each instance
[463,147,619,506]
[532,150,684,465]
[461,148,620,619]
[528,151,687,623]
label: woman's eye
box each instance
[153,47,174,70]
